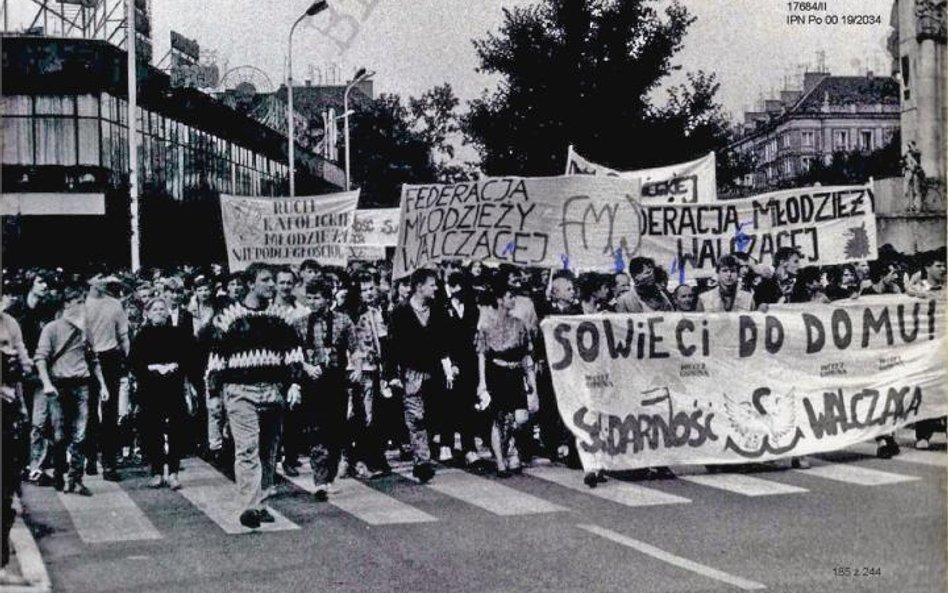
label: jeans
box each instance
[223,383,283,513]
[349,372,387,470]
[85,349,124,470]
[48,378,90,483]
[402,369,435,467]
[27,378,50,473]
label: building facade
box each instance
[729,72,901,191]
[1,35,344,269]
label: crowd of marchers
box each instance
[0,242,945,538]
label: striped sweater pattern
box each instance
[205,301,305,397]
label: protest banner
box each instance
[351,208,400,246]
[394,175,642,278]
[651,184,877,277]
[220,190,359,271]
[394,176,876,278]
[565,145,717,204]
[347,245,387,260]
[540,296,947,472]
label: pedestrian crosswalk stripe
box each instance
[281,466,438,525]
[420,469,566,516]
[525,466,691,507]
[57,476,161,543]
[678,473,808,497]
[577,524,766,591]
[176,459,300,534]
[894,450,948,468]
[794,463,920,486]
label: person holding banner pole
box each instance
[476,277,535,478]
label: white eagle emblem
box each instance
[222,199,266,244]
[723,387,798,452]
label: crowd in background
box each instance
[1,242,946,533]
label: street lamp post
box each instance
[287,0,328,197]
[344,68,374,191]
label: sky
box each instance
[7,0,895,124]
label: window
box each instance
[2,117,33,164]
[781,134,791,148]
[801,130,815,147]
[833,130,849,150]
[860,130,873,150]
[801,156,813,172]
[783,159,793,175]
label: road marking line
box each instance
[526,466,691,506]
[56,476,161,543]
[176,458,299,534]
[794,463,920,485]
[678,473,808,497]
[577,524,766,591]
[281,470,437,525]
[409,469,566,516]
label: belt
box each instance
[490,359,521,369]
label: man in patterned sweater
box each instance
[205,262,305,529]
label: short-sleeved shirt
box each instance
[476,313,531,363]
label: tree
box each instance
[349,83,471,207]
[774,131,902,189]
[463,0,733,177]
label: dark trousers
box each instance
[915,417,946,441]
[306,372,349,486]
[2,394,27,567]
[138,376,189,476]
[281,401,306,465]
[85,349,123,470]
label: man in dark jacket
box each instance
[388,268,456,483]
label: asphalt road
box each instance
[17,434,947,593]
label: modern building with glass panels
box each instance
[2,35,344,269]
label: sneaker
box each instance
[791,456,811,469]
[102,469,120,482]
[583,472,599,489]
[282,462,300,477]
[256,508,275,523]
[148,475,164,488]
[508,454,522,474]
[238,509,260,529]
[27,468,43,482]
[313,484,329,502]
[412,463,435,484]
[915,438,931,450]
[166,473,181,490]
[438,446,453,462]
[464,451,480,466]
[74,484,93,497]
